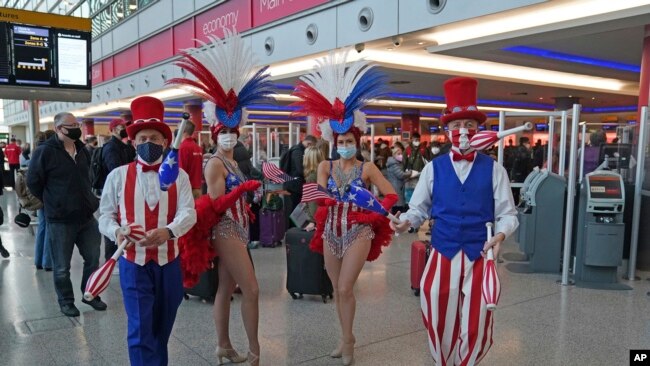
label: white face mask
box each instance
[218,133,237,151]
[380,144,387,149]
[431,147,440,154]
[412,140,420,147]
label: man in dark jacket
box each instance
[280,135,316,225]
[100,118,133,261]
[27,112,105,317]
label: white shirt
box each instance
[98,157,197,243]
[401,152,518,238]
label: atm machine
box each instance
[509,169,566,273]
[574,171,630,290]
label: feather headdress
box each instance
[291,50,387,143]
[167,29,274,136]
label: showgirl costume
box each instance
[166,30,273,287]
[291,51,397,261]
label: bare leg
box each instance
[337,239,371,344]
[323,245,343,356]
[215,239,260,357]
[213,257,236,349]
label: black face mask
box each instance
[63,127,82,141]
[137,142,164,163]
[119,129,128,139]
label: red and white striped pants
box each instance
[421,249,495,366]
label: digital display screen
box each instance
[0,14,90,101]
[535,123,548,131]
[57,31,87,86]
[602,124,618,131]
[478,125,486,131]
[385,127,394,134]
[490,125,499,131]
[12,25,51,86]
[588,176,622,199]
[430,126,440,133]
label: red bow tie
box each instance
[139,162,161,172]
[452,151,475,162]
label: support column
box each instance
[82,118,94,140]
[184,102,204,139]
[638,25,650,113]
[307,116,321,138]
[401,110,420,141]
[28,100,39,149]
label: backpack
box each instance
[90,145,106,190]
[15,169,43,211]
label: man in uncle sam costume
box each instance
[392,77,518,365]
[98,96,197,366]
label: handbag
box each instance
[14,208,31,228]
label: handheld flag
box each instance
[343,184,402,225]
[301,183,333,202]
[262,162,295,184]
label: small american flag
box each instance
[301,183,332,202]
[262,162,295,184]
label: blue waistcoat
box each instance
[430,153,495,261]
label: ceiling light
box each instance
[417,41,426,45]
[423,0,650,50]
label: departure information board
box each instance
[0,8,91,102]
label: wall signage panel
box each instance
[194,0,252,42]
[252,0,329,27]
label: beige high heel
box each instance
[216,347,247,364]
[247,351,260,366]
[341,341,355,366]
[330,341,343,358]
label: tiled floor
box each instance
[0,191,649,365]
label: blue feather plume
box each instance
[343,67,388,119]
[237,65,275,108]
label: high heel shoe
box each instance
[330,342,343,358]
[216,347,247,364]
[341,341,355,366]
[247,351,259,366]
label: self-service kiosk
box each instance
[575,171,630,289]
[510,169,567,273]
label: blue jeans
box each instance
[34,208,52,268]
[47,218,101,306]
[120,257,184,366]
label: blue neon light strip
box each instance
[582,105,637,113]
[503,46,641,73]
[385,92,555,110]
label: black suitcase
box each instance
[285,227,333,303]
[184,258,218,302]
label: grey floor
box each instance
[0,191,649,366]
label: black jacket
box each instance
[102,135,132,173]
[27,135,99,223]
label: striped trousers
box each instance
[421,249,495,366]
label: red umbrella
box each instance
[469,122,533,151]
[482,222,500,311]
[83,225,146,301]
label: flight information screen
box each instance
[56,31,88,86]
[0,23,11,84]
[12,24,52,86]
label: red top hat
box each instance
[440,77,487,125]
[108,118,125,132]
[126,96,173,142]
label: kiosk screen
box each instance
[588,175,622,199]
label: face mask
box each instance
[218,133,238,151]
[431,147,440,155]
[137,142,164,163]
[337,146,357,160]
[448,128,477,150]
[412,140,420,147]
[395,154,403,162]
[63,127,82,141]
[380,144,387,149]
[119,129,128,139]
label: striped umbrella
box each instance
[159,113,190,191]
[482,222,500,311]
[83,225,146,301]
[469,122,533,151]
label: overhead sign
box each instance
[194,0,252,42]
[0,7,91,102]
[252,0,329,27]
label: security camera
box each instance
[391,36,404,47]
[355,43,365,53]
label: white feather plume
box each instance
[187,28,254,94]
[203,101,217,127]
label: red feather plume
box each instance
[291,81,337,120]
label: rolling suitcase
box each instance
[260,208,285,247]
[411,241,430,297]
[184,258,218,302]
[285,227,333,303]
